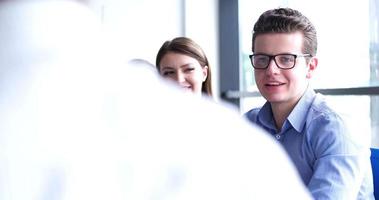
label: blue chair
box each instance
[371,148,379,199]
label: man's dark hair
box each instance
[252,8,317,56]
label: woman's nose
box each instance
[174,72,186,83]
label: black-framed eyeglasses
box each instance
[249,53,312,70]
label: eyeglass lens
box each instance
[252,54,296,69]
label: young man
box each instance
[245,8,374,199]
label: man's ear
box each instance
[306,57,318,79]
[202,66,208,82]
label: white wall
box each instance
[184,0,219,99]
[86,0,183,64]
[84,0,219,98]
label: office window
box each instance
[238,0,379,147]
[86,0,183,63]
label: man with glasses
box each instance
[245,8,374,199]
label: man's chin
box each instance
[265,96,285,104]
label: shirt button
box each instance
[275,134,281,140]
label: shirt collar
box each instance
[287,86,316,132]
[256,86,317,133]
[257,101,277,131]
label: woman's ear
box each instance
[306,57,318,79]
[202,66,208,82]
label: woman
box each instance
[156,37,213,97]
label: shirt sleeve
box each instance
[306,112,370,199]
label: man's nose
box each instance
[265,58,280,74]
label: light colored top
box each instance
[246,87,374,199]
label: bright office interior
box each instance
[84,0,378,148]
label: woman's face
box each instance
[159,52,208,95]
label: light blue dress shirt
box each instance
[245,87,374,200]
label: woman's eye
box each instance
[184,68,195,73]
[162,71,174,76]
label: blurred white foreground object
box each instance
[0,1,311,199]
